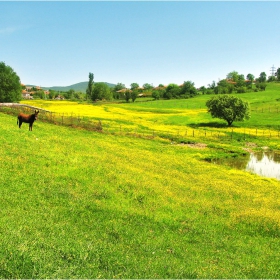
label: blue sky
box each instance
[1,1,280,88]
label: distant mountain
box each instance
[26,81,116,93]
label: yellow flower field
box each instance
[1,107,279,278]
[21,99,280,148]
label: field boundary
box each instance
[0,103,51,113]
[1,103,280,142]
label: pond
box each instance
[213,151,280,181]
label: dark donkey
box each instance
[17,110,39,131]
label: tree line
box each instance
[1,61,280,103]
[203,71,270,95]
[85,69,278,102]
[85,73,199,103]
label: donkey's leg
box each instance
[29,121,35,131]
[18,120,22,128]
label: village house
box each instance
[21,84,49,99]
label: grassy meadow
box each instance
[0,83,280,278]
[22,82,280,153]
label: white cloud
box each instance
[0,27,18,34]
[0,25,32,35]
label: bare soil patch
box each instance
[243,142,258,153]
[175,142,207,149]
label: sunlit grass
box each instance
[6,83,278,278]
[22,83,280,132]
[21,90,280,155]
[1,110,280,278]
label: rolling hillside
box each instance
[26,81,116,93]
[1,83,280,278]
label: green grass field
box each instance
[0,83,280,278]
[23,83,280,130]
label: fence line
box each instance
[1,103,279,142]
[0,102,50,113]
[252,107,280,113]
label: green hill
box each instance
[26,81,116,93]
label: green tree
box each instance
[152,90,161,100]
[235,75,246,93]
[256,82,267,91]
[91,82,112,101]
[0,62,22,102]
[164,84,180,99]
[143,83,153,90]
[206,95,250,126]
[208,81,216,89]
[48,90,56,99]
[113,83,125,92]
[130,83,139,90]
[65,89,75,99]
[236,74,245,87]
[86,72,94,100]
[276,68,280,81]
[124,89,131,102]
[131,90,138,102]
[153,86,165,99]
[256,72,267,91]
[259,72,267,83]
[226,71,239,82]
[74,91,85,100]
[181,81,198,97]
[214,79,234,94]
[246,73,255,89]
[113,83,125,99]
[268,75,276,82]
[200,86,206,95]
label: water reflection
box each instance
[212,151,280,180]
[246,151,280,180]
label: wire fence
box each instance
[251,107,280,113]
[0,103,102,131]
[1,103,280,142]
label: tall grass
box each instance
[0,111,279,278]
